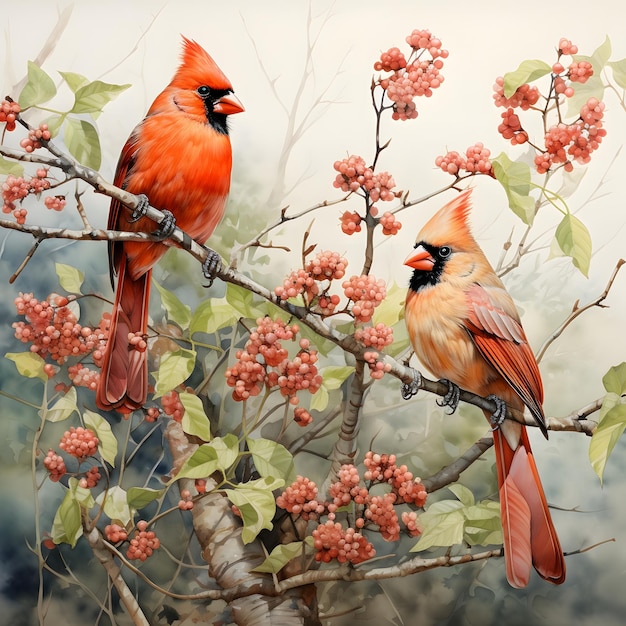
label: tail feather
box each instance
[493,427,566,587]
[96,257,150,412]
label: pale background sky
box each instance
[2,1,626,623]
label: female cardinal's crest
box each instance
[174,36,233,91]
[417,189,477,250]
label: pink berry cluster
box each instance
[104,523,128,543]
[276,475,325,520]
[363,451,428,508]
[13,293,109,390]
[332,155,397,202]
[126,520,161,562]
[161,389,185,422]
[79,466,102,489]
[535,97,606,173]
[43,450,67,482]
[59,426,99,460]
[374,29,448,121]
[0,98,21,131]
[379,211,402,235]
[492,38,605,173]
[2,170,50,224]
[276,451,427,564]
[342,274,387,323]
[312,520,375,564]
[363,350,392,380]
[225,317,322,421]
[178,488,194,511]
[275,249,347,315]
[355,323,393,350]
[435,142,494,177]
[19,123,51,152]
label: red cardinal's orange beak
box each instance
[214,93,244,115]
[404,245,435,271]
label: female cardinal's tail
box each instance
[494,426,566,588]
[96,257,150,413]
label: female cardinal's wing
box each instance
[464,283,546,436]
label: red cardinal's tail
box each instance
[494,426,566,588]
[96,256,150,413]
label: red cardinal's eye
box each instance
[197,85,210,96]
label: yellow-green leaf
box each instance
[555,213,592,277]
[448,483,475,507]
[503,59,551,98]
[589,401,626,483]
[96,485,132,525]
[153,281,191,331]
[58,71,90,92]
[55,262,84,294]
[5,351,47,381]
[180,391,212,441]
[152,348,196,397]
[252,541,308,573]
[44,386,78,422]
[492,153,536,225]
[174,443,220,481]
[19,61,57,108]
[602,362,626,395]
[373,281,406,328]
[83,409,117,466]
[64,117,101,170]
[227,476,284,544]
[0,156,24,176]
[51,488,82,547]
[70,80,131,115]
[127,486,165,510]
[189,297,238,336]
[247,438,295,484]
[609,57,626,89]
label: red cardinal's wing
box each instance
[464,283,546,435]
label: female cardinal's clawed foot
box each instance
[486,394,507,431]
[437,379,460,414]
[202,248,222,286]
[401,368,422,400]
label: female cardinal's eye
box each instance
[439,246,451,258]
[197,85,211,96]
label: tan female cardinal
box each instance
[96,37,244,412]
[403,189,565,588]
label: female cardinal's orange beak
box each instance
[404,245,435,271]
[214,93,245,115]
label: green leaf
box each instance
[127,486,165,510]
[44,387,78,422]
[566,75,605,119]
[64,117,101,170]
[602,362,626,395]
[554,213,592,277]
[247,438,295,484]
[226,476,284,544]
[578,36,612,72]
[51,478,93,547]
[211,434,240,473]
[491,153,536,225]
[152,348,196,397]
[464,501,502,546]
[609,57,626,89]
[41,114,65,138]
[96,485,132,525]
[18,61,57,108]
[174,443,220,481]
[252,541,307,573]
[70,80,131,114]
[411,503,465,551]
[589,401,626,483]
[503,59,551,98]
[83,409,117,466]
[373,281,406,328]
[311,365,355,412]
[310,384,329,412]
[0,156,24,176]
[226,283,268,319]
[448,483,475,507]
[55,262,84,294]
[153,281,191,331]
[58,71,90,93]
[51,488,82,547]
[180,391,212,441]
[189,297,238,336]
[5,351,47,381]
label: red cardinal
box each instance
[96,37,244,412]
[403,189,565,588]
